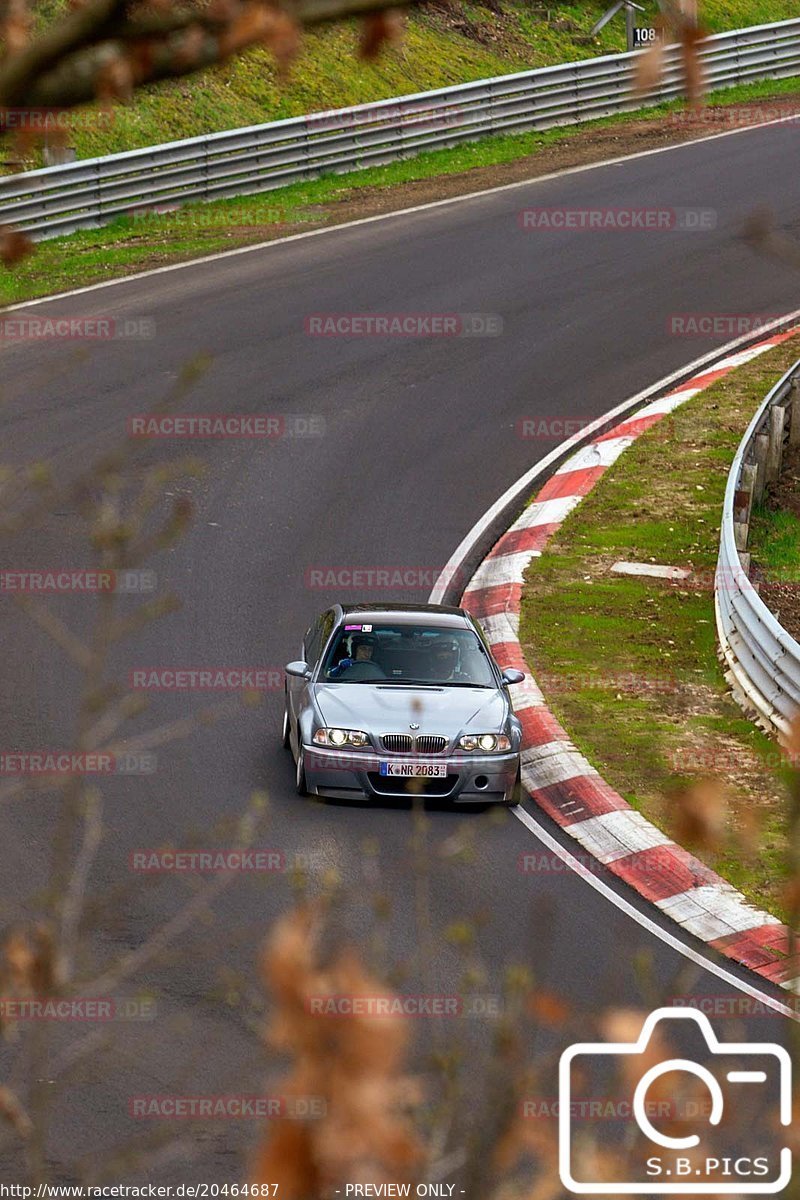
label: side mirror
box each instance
[501,668,525,686]
[285,660,311,679]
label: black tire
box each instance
[281,701,291,749]
[295,744,308,796]
[505,766,522,807]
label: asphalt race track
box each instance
[2,118,800,1185]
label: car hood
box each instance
[314,683,507,738]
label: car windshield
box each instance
[319,623,497,686]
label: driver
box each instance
[329,633,385,680]
[429,637,462,682]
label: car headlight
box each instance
[458,733,512,752]
[313,728,370,748]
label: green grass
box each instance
[518,336,800,920]
[6,72,800,306]
[749,505,800,579]
[22,0,800,161]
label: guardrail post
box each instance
[734,462,756,552]
[716,354,800,741]
[766,404,786,482]
[753,431,769,501]
[303,116,312,180]
[790,376,800,445]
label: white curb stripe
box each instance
[656,886,782,941]
[632,390,701,420]
[555,435,636,474]
[566,810,673,864]
[467,550,539,590]
[515,494,582,530]
[508,679,545,710]
[520,740,598,788]
[714,342,787,370]
[456,325,800,988]
[480,612,521,645]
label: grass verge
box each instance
[751,504,800,576]
[748,436,800,643]
[4,75,800,307]
[31,0,800,159]
[518,334,800,921]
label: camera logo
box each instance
[559,1007,791,1194]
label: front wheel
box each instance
[295,745,308,796]
[505,766,522,807]
[281,703,291,749]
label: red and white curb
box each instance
[462,330,800,991]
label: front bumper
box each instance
[302,744,519,803]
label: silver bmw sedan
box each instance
[282,603,524,805]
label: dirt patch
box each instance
[757,579,800,639]
[97,92,800,270]
[277,95,800,222]
[763,441,800,520]
[421,0,526,52]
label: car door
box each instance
[288,609,336,753]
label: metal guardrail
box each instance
[3,16,800,240]
[716,358,800,741]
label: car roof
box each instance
[340,603,469,627]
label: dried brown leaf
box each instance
[526,988,570,1027]
[668,776,728,852]
[0,0,31,56]
[254,908,424,1195]
[0,1087,32,1137]
[634,41,665,94]
[94,54,134,103]
[679,22,707,108]
[263,10,299,73]
[359,9,403,58]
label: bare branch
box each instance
[59,787,103,980]
[13,595,98,673]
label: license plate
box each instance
[379,761,448,778]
